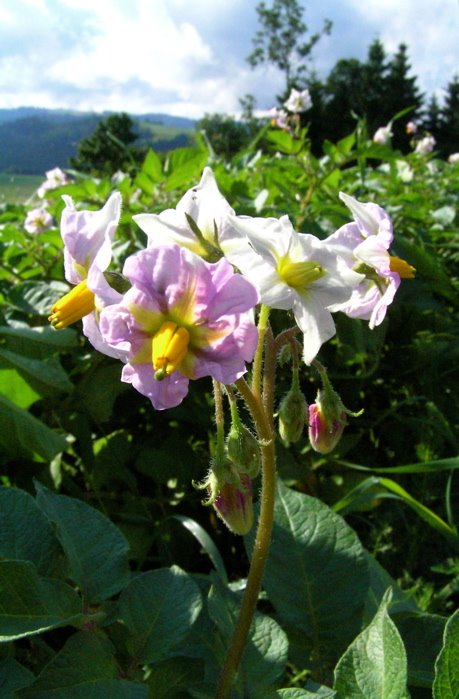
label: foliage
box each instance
[247,0,332,94]
[0,112,459,698]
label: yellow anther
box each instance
[389,256,416,279]
[48,280,95,329]
[152,321,190,381]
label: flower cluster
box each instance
[49,168,415,422]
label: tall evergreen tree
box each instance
[438,74,459,156]
[385,43,423,149]
[363,39,390,131]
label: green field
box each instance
[0,173,42,204]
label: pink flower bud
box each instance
[213,475,254,535]
[308,389,347,454]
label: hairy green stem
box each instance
[212,378,226,465]
[251,304,270,399]
[215,371,276,699]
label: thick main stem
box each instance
[215,376,276,699]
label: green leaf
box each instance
[0,324,77,355]
[164,151,209,191]
[0,347,73,395]
[8,281,69,316]
[141,148,164,182]
[0,486,61,575]
[277,689,336,698]
[0,368,40,409]
[18,630,148,698]
[35,483,131,603]
[433,608,459,698]
[172,514,228,584]
[363,551,418,624]
[207,581,289,691]
[0,560,82,641]
[397,612,446,688]
[145,657,204,698]
[0,658,35,697]
[118,566,202,664]
[0,394,67,461]
[333,590,408,699]
[247,481,369,658]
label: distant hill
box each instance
[0,108,196,174]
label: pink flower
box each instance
[308,395,346,454]
[24,207,54,234]
[98,243,259,410]
[49,192,124,357]
[213,474,254,535]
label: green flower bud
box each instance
[278,368,308,446]
[226,422,261,478]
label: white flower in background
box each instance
[448,153,459,164]
[415,135,436,155]
[37,167,71,198]
[284,88,312,113]
[406,121,417,135]
[396,160,414,183]
[24,207,54,234]
[373,125,392,145]
[225,214,363,364]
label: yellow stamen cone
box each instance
[152,321,190,380]
[389,256,416,279]
[49,280,95,329]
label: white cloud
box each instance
[0,0,457,117]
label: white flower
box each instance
[415,135,436,155]
[373,125,392,145]
[284,88,312,113]
[325,192,414,329]
[448,153,459,164]
[225,214,363,363]
[24,207,54,234]
[133,167,239,260]
[406,121,417,135]
[396,160,414,183]
[37,167,70,198]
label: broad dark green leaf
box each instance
[141,148,164,182]
[334,590,408,699]
[0,324,77,354]
[396,612,446,688]
[0,658,35,697]
[0,394,67,460]
[363,551,418,623]
[277,689,336,698]
[0,347,72,394]
[247,481,369,658]
[207,581,288,691]
[0,367,40,409]
[118,566,202,664]
[0,487,61,575]
[146,657,204,698]
[0,560,82,641]
[433,608,459,699]
[35,483,131,603]
[18,631,148,698]
[8,280,69,315]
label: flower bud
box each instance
[213,474,254,535]
[308,389,347,454]
[278,385,308,446]
[226,422,261,478]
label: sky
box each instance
[0,0,458,119]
